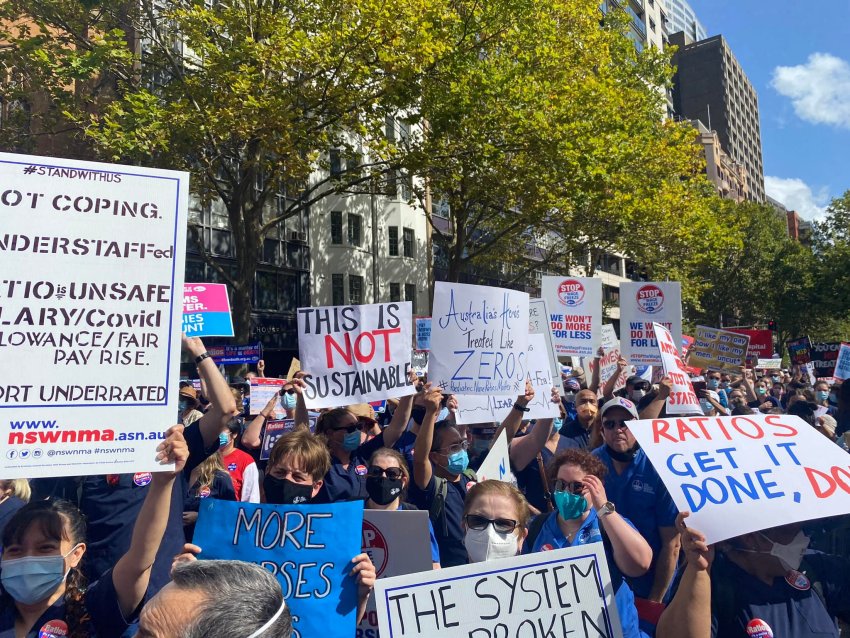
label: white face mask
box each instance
[630,389,646,402]
[464,525,518,563]
[762,530,809,572]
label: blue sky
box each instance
[686,0,850,219]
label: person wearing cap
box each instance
[556,389,599,452]
[594,397,680,614]
[621,375,652,404]
[657,512,850,638]
[562,377,581,421]
[178,386,204,426]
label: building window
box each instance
[388,226,399,256]
[649,17,656,31]
[403,228,415,258]
[603,284,620,304]
[349,275,364,305]
[330,210,343,245]
[329,149,342,177]
[405,284,417,314]
[347,213,361,247]
[389,282,401,302]
[332,274,345,305]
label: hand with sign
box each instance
[155,424,189,477]
[640,376,672,420]
[549,386,561,405]
[676,512,713,571]
[581,474,609,511]
[171,543,202,576]
[657,376,673,401]
[257,359,266,377]
[352,553,377,624]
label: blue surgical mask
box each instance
[283,392,297,410]
[552,418,564,433]
[437,407,450,422]
[552,491,587,521]
[218,432,229,448]
[817,390,829,402]
[178,399,191,413]
[342,430,361,451]
[706,379,719,390]
[447,450,469,475]
[1,544,80,604]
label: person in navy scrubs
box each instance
[0,425,188,638]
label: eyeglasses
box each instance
[439,440,469,454]
[330,424,358,434]
[357,416,378,429]
[367,466,405,480]
[464,514,518,534]
[553,479,584,495]
[602,419,629,431]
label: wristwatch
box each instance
[194,352,212,365]
[513,403,531,413]
[597,501,616,517]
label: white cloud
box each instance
[771,53,850,128]
[764,176,829,221]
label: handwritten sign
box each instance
[181,283,234,337]
[455,334,557,425]
[476,430,516,484]
[811,342,842,377]
[429,282,529,395]
[686,326,749,373]
[584,324,635,398]
[358,509,433,638]
[208,342,262,365]
[529,298,560,381]
[654,323,700,416]
[620,282,682,366]
[787,336,813,365]
[374,544,623,638]
[249,378,285,415]
[297,302,415,409]
[415,317,432,351]
[626,413,850,544]
[193,499,363,638]
[833,343,850,380]
[0,152,188,479]
[541,276,602,357]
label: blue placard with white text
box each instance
[193,499,363,638]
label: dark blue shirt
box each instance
[0,569,135,638]
[79,422,214,595]
[0,497,25,548]
[408,474,475,568]
[515,443,555,514]
[556,419,592,451]
[593,445,679,599]
[185,470,237,541]
[314,436,386,503]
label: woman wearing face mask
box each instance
[365,448,441,569]
[524,449,652,638]
[0,427,187,637]
[182,453,236,541]
[218,418,260,503]
[462,481,529,562]
[177,386,204,426]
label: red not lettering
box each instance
[324,327,402,368]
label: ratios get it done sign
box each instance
[620,282,683,366]
[541,276,601,357]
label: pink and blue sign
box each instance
[182,283,234,338]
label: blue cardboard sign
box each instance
[193,499,364,638]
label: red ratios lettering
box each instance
[324,328,401,367]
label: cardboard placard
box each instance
[475,430,516,484]
[249,378,285,415]
[654,323,700,416]
[415,317,432,351]
[687,326,749,373]
[182,283,234,337]
[529,298,560,381]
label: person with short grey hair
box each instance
[136,560,291,637]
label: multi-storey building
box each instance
[664,0,707,44]
[670,33,766,202]
[691,119,749,202]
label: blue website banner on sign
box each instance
[193,499,364,638]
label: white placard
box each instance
[0,152,188,478]
[297,302,415,409]
[529,298,560,381]
[249,378,285,415]
[358,509,434,637]
[757,358,782,370]
[584,324,635,398]
[455,334,557,425]
[475,430,516,484]
[654,323,700,416]
[541,276,602,357]
[428,282,529,395]
[627,413,850,544]
[619,282,683,366]
[375,544,623,638]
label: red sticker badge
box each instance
[785,570,811,591]
[355,465,368,476]
[133,472,152,487]
[540,544,554,552]
[39,620,68,638]
[636,284,665,314]
[746,619,774,638]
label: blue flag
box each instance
[194,499,364,638]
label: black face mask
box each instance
[410,406,426,425]
[263,475,313,505]
[366,476,404,506]
[605,444,639,463]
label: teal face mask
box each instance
[552,490,588,521]
[342,430,361,451]
[552,418,564,433]
[282,392,297,410]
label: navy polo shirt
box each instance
[79,422,214,595]
[524,510,641,638]
[313,436,386,504]
[408,474,475,568]
[184,470,237,541]
[0,497,25,547]
[704,552,850,637]
[592,445,679,599]
[556,419,592,451]
[0,569,135,638]
[514,444,555,514]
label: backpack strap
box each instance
[428,476,450,536]
[536,453,554,512]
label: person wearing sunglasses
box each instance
[523,448,651,638]
[365,448,441,569]
[462,480,530,562]
[593,397,680,620]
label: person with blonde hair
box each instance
[0,479,30,542]
[182,453,236,540]
[462,480,530,562]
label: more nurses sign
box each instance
[541,276,601,357]
[620,282,682,366]
[0,152,188,478]
[626,413,850,544]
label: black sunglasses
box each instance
[464,514,518,534]
[330,424,358,434]
[367,466,405,480]
[554,479,584,495]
